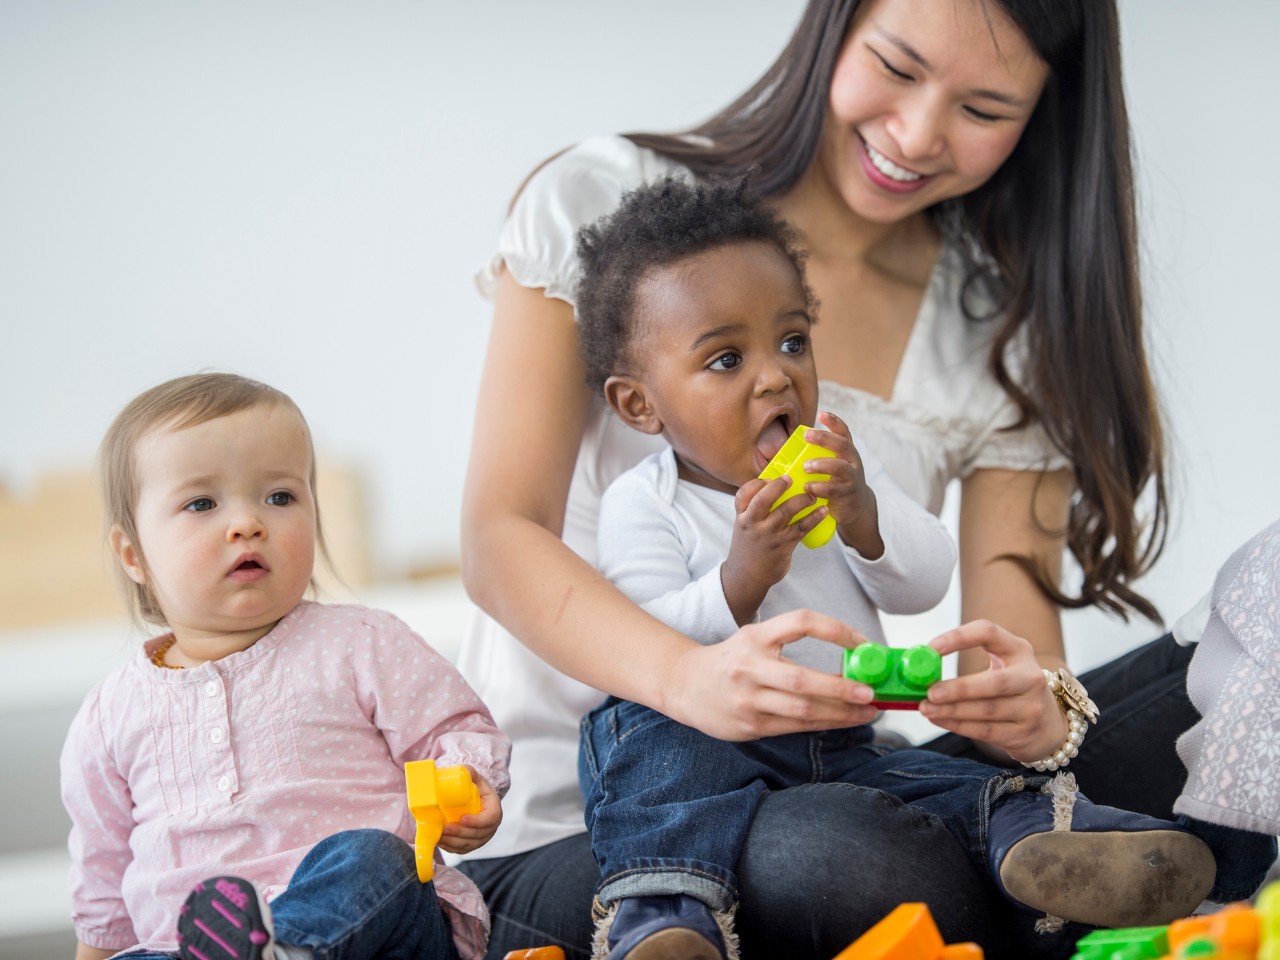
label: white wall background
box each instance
[2,1,1278,664]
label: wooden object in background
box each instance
[0,463,370,633]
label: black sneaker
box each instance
[177,875,275,960]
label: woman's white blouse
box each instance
[460,134,1070,860]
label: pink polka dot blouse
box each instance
[60,600,511,959]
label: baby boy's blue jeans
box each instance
[579,697,1035,912]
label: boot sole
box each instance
[616,928,724,960]
[177,876,273,960]
[999,828,1216,928]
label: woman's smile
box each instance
[859,135,929,193]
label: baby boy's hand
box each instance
[720,474,828,625]
[439,767,503,855]
[801,412,884,560]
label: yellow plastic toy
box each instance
[758,424,838,549]
[1259,882,1280,960]
[831,902,983,959]
[404,759,482,882]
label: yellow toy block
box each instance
[405,759,482,882]
[831,902,982,959]
[1259,881,1280,960]
[758,425,838,549]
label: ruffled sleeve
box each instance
[961,335,1071,477]
[475,134,688,307]
[964,402,1071,476]
[904,241,1071,483]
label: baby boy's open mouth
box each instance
[755,414,795,469]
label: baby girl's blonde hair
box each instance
[100,372,325,625]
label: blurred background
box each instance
[2,2,1278,957]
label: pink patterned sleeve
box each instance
[354,609,512,796]
[59,685,139,951]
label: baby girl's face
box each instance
[117,403,317,652]
[629,240,819,493]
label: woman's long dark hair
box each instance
[627,0,1167,621]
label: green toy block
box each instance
[842,643,941,709]
[1177,940,1219,958]
[1070,926,1169,960]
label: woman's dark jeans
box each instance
[927,632,1197,817]
[928,632,1277,902]
[460,783,1085,960]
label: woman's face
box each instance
[818,0,1050,224]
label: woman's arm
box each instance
[957,467,1071,669]
[460,271,878,740]
[919,467,1074,761]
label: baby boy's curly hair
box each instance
[575,175,815,395]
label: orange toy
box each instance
[832,903,983,959]
[404,759,482,882]
[1167,905,1259,960]
[501,950,566,960]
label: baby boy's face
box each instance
[629,239,819,494]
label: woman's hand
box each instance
[663,608,881,741]
[439,768,503,855]
[919,619,1067,764]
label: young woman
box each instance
[456,1,1272,957]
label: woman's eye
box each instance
[964,105,1001,123]
[781,334,810,355]
[267,491,294,507]
[184,497,215,513]
[872,49,913,81]
[709,352,742,371]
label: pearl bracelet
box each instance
[1020,667,1099,773]
[1021,706,1089,772]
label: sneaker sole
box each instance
[177,875,274,960]
[999,829,1216,927]
[616,927,724,960]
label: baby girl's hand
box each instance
[721,474,827,625]
[439,767,503,855]
[799,412,883,560]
